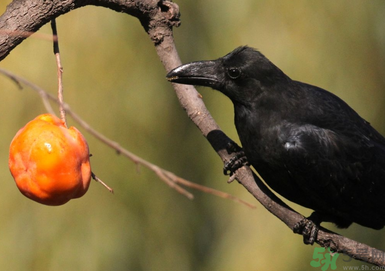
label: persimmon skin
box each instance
[9,114,91,206]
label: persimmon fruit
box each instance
[9,114,91,206]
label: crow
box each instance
[166,46,385,244]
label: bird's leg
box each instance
[223,141,249,176]
[293,212,323,245]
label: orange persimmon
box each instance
[9,114,91,206]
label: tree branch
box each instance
[1,0,384,266]
[0,0,179,62]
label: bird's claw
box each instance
[293,217,319,245]
[223,142,249,176]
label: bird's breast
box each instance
[234,108,287,166]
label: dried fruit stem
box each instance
[91,172,114,193]
[50,19,66,126]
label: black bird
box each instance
[166,46,385,243]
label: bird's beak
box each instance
[166,61,222,89]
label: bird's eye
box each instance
[227,68,241,79]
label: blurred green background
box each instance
[1,0,385,270]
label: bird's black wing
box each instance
[277,85,385,228]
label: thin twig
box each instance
[164,170,256,209]
[50,19,66,126]
[91,172,114,193]
[0,68,255,208]
[0,68,55,115]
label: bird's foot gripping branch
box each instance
[293,213,322,245]
[223,141,249,177]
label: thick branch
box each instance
[1,0,384,266]
[0,0,179,61]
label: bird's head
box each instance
[166,46,289,105]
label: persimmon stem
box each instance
[91,172,114,194]
[50,19,66,126]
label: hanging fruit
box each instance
[9,114,92,206]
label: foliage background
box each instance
[1,1,385,270]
